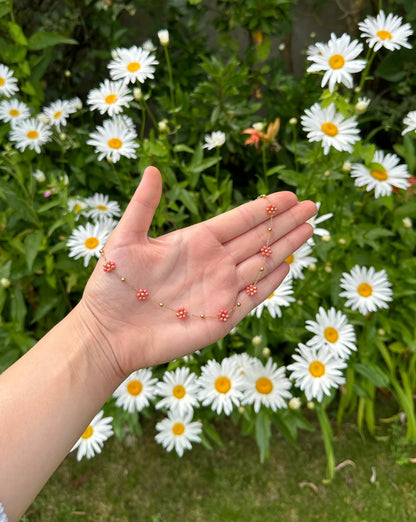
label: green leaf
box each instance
[8,22,28,46]
[255,409,271,463]
[353,362,390,388]
[27,31,77,51]
[10,287,27,330]
[24,231,43,271]
[0,4,11,18]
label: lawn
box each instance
[25,408,416,522]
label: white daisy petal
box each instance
[87,118,139,163]
[84,193,121,221]
[107,45,159,85]
[0,98,30,124]
[0,64,19,97]
[402,110,416,136]
[87,79,134,117]
[350,150,410,198]
[285,243,317,279]
[66,221,112,267]
[250,276,295,318]
[301,102,360,155]
[359,10,413,52]
[287,344,347,403]
[339,265,393,315]
[202,131,226,150]
[113,369,158,413]
[9,117,52,153]
[155,367,200,416]
[70,410,114,461]
[155,410,202,457]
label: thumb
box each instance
[116,166,163,238]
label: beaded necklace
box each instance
[100,195,277,322]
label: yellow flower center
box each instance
[127,379,143,396]
[370,169,388,181]
[267,292,275,299]
[97,205,108,211]
[324,327,339,343]
[9,109,19,117]
[321,122,338,137]
[127,62,141,72]
[357,282,373,297]
[173,384,186,399]
[329,54,345,69]
[255,377,273,395]
[105,94,117,104]
[81,425,93,439]
[285,254,294,264]
[84,237,99,249]
[54,111,62,119]
[215,376,231,394]
[27,130,39,140]
[377,30,392,40]
[0,77,4,86]
[108,138,122,149]
[74,204,83,212]
[172,422,185,436]
[309,361,325,378]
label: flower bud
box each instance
[308,262,317,272]
[342,161,351,173]
[278,42,286,51]
[306,401,315,410]
[252,335,262,347]
[402,217,412,229]
[33,169,46,183]
[158,29,170,46]
[1,278,11,288]
[378,328,386,336]
[238,406,245,414]
[324,170,331,177]
[338,237,347,245]
[64,69,71,77]
[262,347,271,358]
[133,87,143,101]
[355,97,370,115]
[253,122,265,132]
[289,397,302,410]
[321,234,331,243]
[289,117,297,125]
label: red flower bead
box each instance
[176,307,188,319]
[266,204,277,216]
[260,245,272,257]
[246,284,257,296]
[103,261,116,272]
[217,309,229,322]
[136,289,149,301]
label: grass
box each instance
[25,406,416,522]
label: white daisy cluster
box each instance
[71,410,114,461]
[66,192,121,267]
[109,354,294,458]
[0,63,82,152]
[84,43,161,163]
[302,9,413,157]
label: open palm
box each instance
[81,166,317,375]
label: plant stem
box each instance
[316,402,335,481]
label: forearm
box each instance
[0,302,124,522]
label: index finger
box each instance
[205,191,301,244]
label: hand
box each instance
[78,166,317,376]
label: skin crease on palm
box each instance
[79,166,318,376]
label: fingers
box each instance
[234,222,314,285]
[116,166,163,239]
[205,191,300,244]
[224,200,317,265]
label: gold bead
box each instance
[237,302,241,307]
[121,277,126,282]
[268,227,272,232]
[260,267,264,272]
[200,314,205,319]
[159,303,164,307]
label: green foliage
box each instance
[1,0,416,476]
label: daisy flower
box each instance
[358,10,413,52]
[155,367,200,416]
[198,358,245,415]
[287,344,347,403]
[301,102,360,155]
[241,358,292,413]
[305,307,357,360]
[355,96,371,115]
[9,117,52,153]
[87,119,139,163]
[0,98,30,124]
[155,410,202,457]
[202,131,226,150]
[227,353,258,376]
[339,265,393,315]
[107,45,159,85]
[113,369,159,413]
[250,276,295,318]
[67,197,87,217]
[158,29,170,46]
[71,410,114,461]
[43,99,78,131]
[84,193,121,221]
[87,79,133,117]
[307,202,333,244]
[307,32,366,92]
[142,39,157,53]
[285,243,317,279]
[0,64,18,97]
[67,221,112,267]
[402,110,416,135]
[350,150,410,198]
